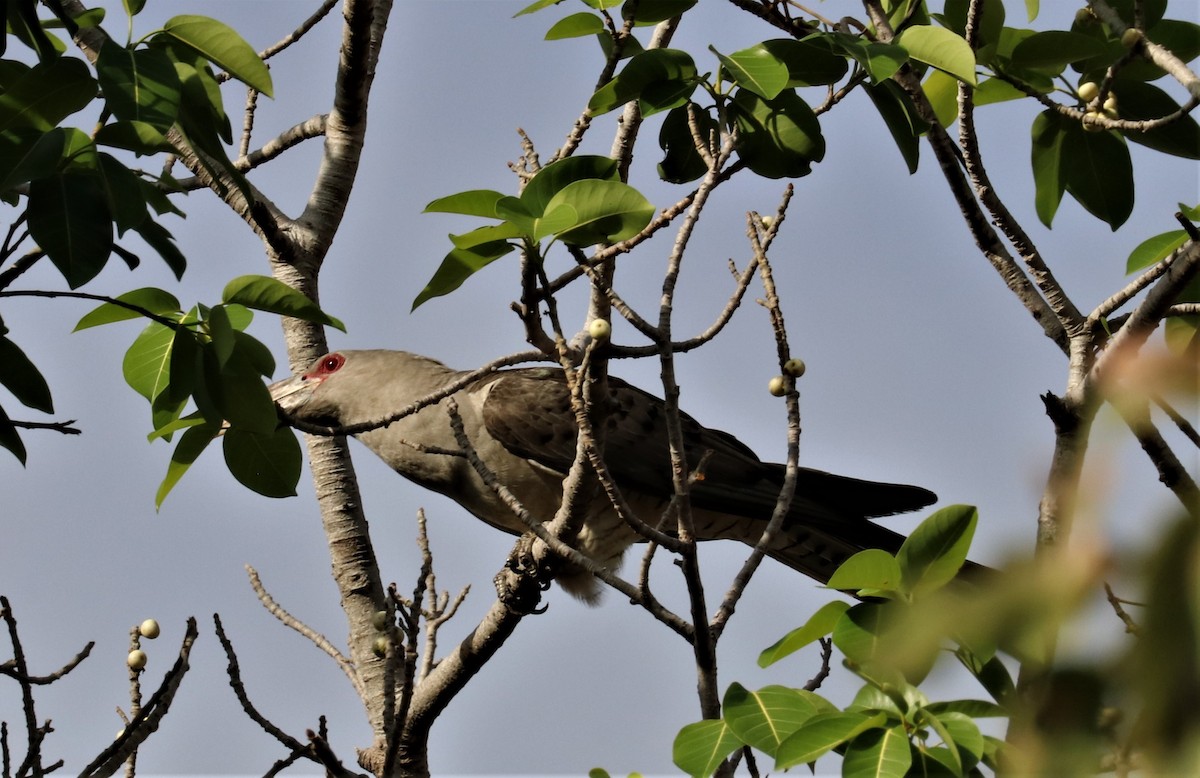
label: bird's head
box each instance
[268,351,351,427]
[268,350,460,430]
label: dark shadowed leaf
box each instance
[760,37,848,87]
[28,172,114,288]
[1010,31,1108,71]
[1062,122,1134,230]
[0,337,52,412]
[731,88,824,178]
[96,43,182,130]
[0,404,27,465]
[657,103,717,184]
[866,79,926,174]
[1030,109,1068,227]
[223,426,301,498]
[0,57,94,134]
[1114,80,1200,160]
[132,218,187,279]
[622,0,696,25]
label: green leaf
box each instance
[514,0,561,16]
[223,426,301,498]
[588,48,698,115]
[221,275,345,331]
[722,683,818,757]
[672,719,742,778]
[161,15,273,97]
[827,549,902,593]
[865,79,925,173]
[424,189,509,218]
[830,33,907,82]
[1010,31,1108,71]
[1030,109,1068,227]
[897,504,977,596]
[1126,230,1188,273]
[0,57,95,134]
[896,25,977,85]
[545,12,604,40]
[155,422,217,507]
[759,37,848,87]
[0,337,52,412]
[933,710,985,762]
[412,241,515,310]
[841,725,912,778]
[28,172,114,288]
[541,179,655,245]
[758,600,850,667]
[75,287,182,331]
[1061,121,1134,230]
[730,88,825,179]
[449,222,526,250]
[521,155,620,216]
[200,345,278,434]
[775,711,887,769]
[96,43,182,130]
[123,321,179,403]
[832,602,889,665]
[712,43,789,99]
[0,403,27,465]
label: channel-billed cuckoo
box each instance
[269,350,936,601]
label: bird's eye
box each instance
[312,353,345,376]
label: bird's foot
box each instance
[494,534,554,615]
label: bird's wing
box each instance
[476,367,935,525]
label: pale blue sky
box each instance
[1,1,1196,774]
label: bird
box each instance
[269,349,937,602]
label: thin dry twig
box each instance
[1103,583,1142,635]
[245,566,362,697]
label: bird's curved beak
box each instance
[267,374,314,415]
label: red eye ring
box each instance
[306,352,345,378]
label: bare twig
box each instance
[1103,583,1142,635]
[245,566,362,698]
[211,613,308,755]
